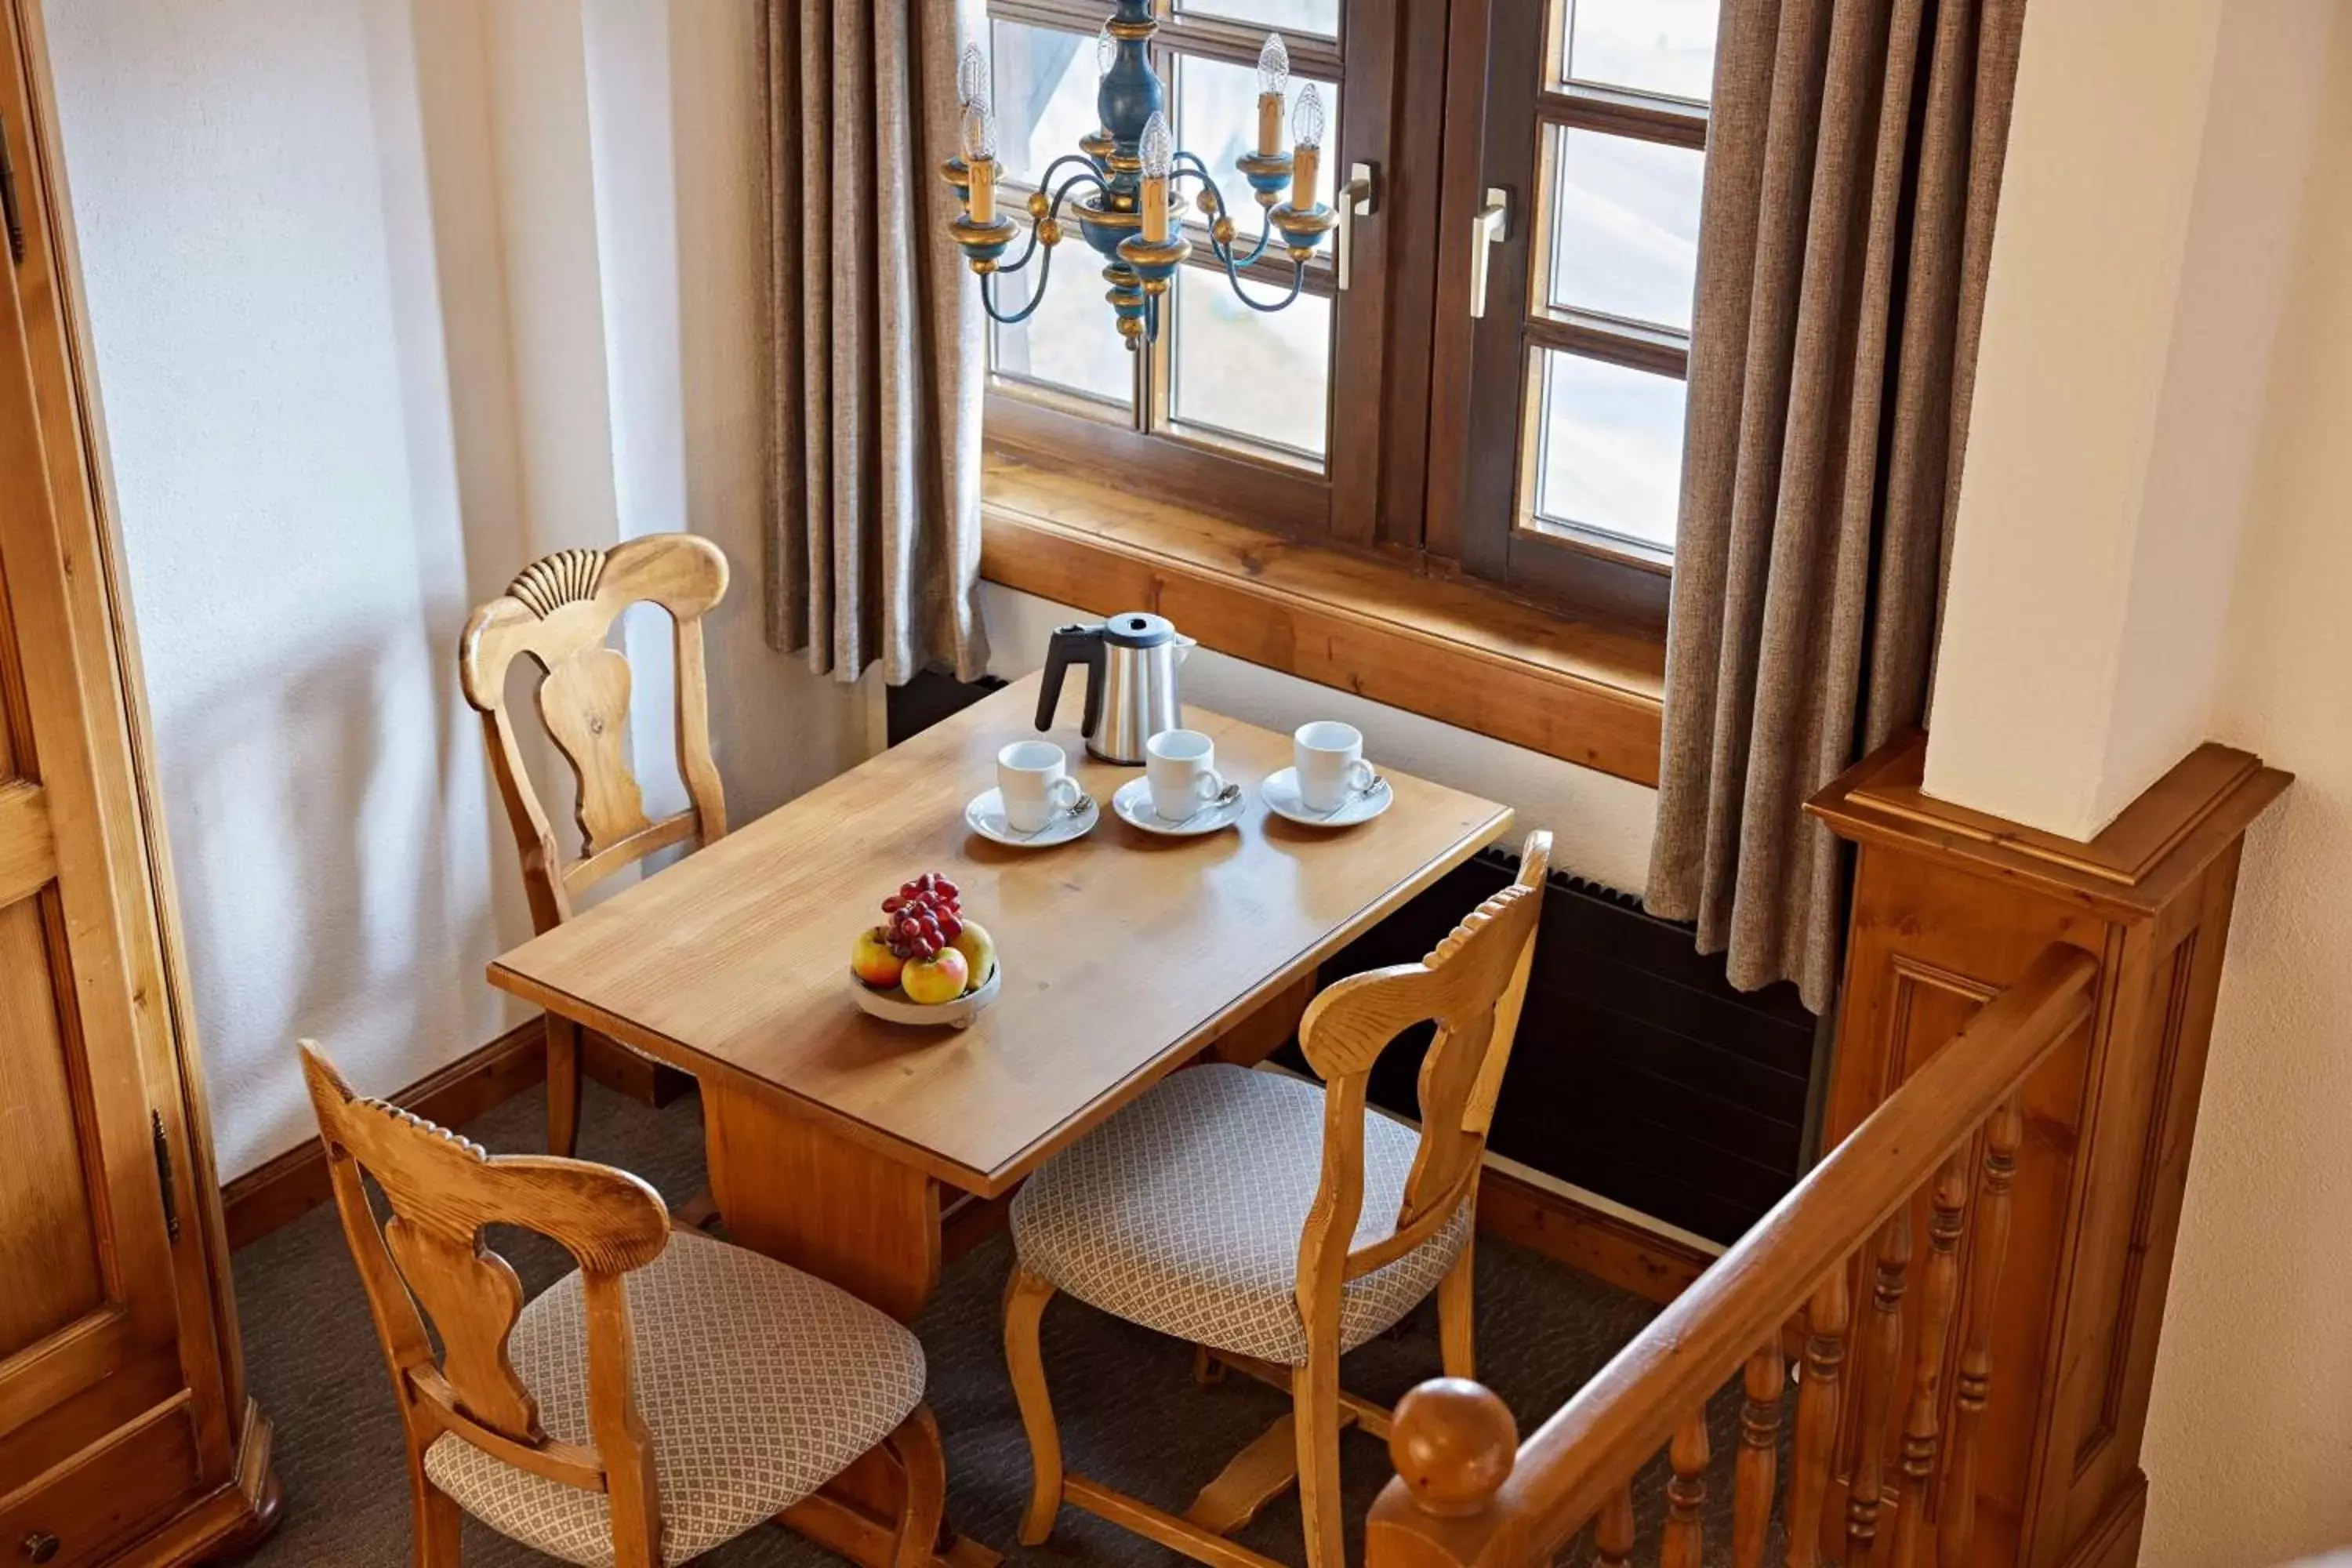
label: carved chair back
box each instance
[459,535,730,934]
[1292,829,1552,1330]
[299,1041,673,1549]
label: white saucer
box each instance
[965,786,1098,848]
[1110,775,1247,837]
[1261,765,1393,828]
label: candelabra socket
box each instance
[953,213,1021,270]
[1236,149,1295,210]
[1269,201,1338,260]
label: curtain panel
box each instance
[766,0,989,684]
[1646,0,2028,1012]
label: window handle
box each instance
[1468,187,1510,318]
[1336,162,1377,292]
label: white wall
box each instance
[45,0,869,1180]
[982,585,1658,894]
[1924,0,2323,839]
[2137,11,2352,1563]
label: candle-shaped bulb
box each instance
[1097,23,1116,74]
[1139,111,1173,243]
[960,103,997,164]
[956,43,992,113]
[1289,85,1323,212]
[1294,82,1326,150]
[1257,33,1290,98]
[1140,112,1174,181]
[1255,33,1288,155]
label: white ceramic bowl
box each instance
[848,957,1000,1029]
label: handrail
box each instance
[1367,942,2100,1568]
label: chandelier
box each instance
[943,0,1347,351]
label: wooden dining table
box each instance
[488,671,1512,1565]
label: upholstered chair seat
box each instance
[423,1229,924,1567]
[1010,1062,1473,1367]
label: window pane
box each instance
[1563,0,1720,102]
[1177,55,1339,212]
[1175,0,1340,41]
[1533,350,1686,550]
[991,251,1137,410]
[992,20,1098,189]
[1548,128,1704,330]
[1173,267,1330,459]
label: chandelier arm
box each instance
[1047,168,1109,220]
[1171,157,1276,270]
[991,218,1047,278]
[1217,252,1311,314]
[978,246,1058,326]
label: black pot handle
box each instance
[1037,625,1106,738]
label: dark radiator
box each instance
[1289,848,1818,1244]
[886,673,1820,1245]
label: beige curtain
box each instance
[1645,0,2026,1012]
[766,0,989,684]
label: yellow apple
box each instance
[850,925,904,989]
[901,946,969,1005]
[949,920,996,990]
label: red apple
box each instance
[900,946,970,1005]
[850,925,905,989]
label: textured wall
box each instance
[2140,11,2352,1563]
[44,0,868,1178]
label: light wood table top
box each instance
[489,674,1512,1197]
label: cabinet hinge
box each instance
[0,117,22,266]
[152,1110,182,1242]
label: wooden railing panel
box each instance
[1367,945,2098,1568]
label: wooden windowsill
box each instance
[978,448,1666,787]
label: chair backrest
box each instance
[299,1041,672,1546]
[1292,830,1552,1330]
[459,535,731,934]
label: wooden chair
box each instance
[299,1040,943,1568]
[459,535,730,1156]
[1002,830,1553,1568]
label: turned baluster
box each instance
[1595,1482,1636,1568]
[1732,1341,1785,1568]
[1846,1207,1911,1561]
[1784,1266,1849,1568]
[1662,1414,1711,1568]
[1889,1152,1970,1568]
[1940,1101,2020,1568]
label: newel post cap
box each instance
[1389,1377,1518,1517]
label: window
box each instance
[978,0,1426,543]
[978,0,1717,638]
[1421,0,1715,627]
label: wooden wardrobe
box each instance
[0,2,277,1562]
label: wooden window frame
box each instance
[975,0,1682,785]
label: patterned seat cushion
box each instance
[1010,1063,1472,1366]
[423,1228,924,1566]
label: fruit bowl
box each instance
[848,957,1000,1029]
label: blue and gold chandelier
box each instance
[944,2,1336,350]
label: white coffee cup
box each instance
[1294,720,1377,812]
[998,739,1083,832]
[1145,728,1231,822]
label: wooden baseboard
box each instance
[1474,1167,1714,1306]
[223,1019,549,1249]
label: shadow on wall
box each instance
[154,630,506,1177]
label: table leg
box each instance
[699,1080,1000,1568]
[700,1077,942,1321]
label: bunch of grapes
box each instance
[880,872,963,960]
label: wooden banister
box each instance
[1367,943,2100,1568]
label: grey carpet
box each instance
[230,1080,1776,1567]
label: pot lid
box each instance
[1103,611,1177,648]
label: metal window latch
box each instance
[152,1110,181,1243]
[1336,162,1377,292]
[1,117,23,267]
[1468,187,1510,318]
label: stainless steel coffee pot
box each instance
[1036,612,1195,764]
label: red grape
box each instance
[936,878,960,900]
